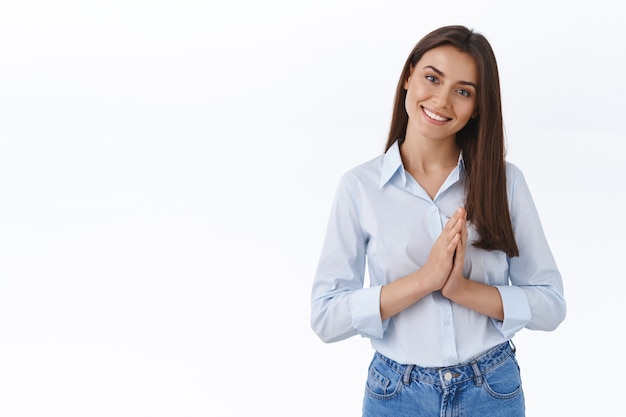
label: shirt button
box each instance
[444,318,451,325]
[431,206,437,212]
[444,372,453,381]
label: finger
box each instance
[444,207,466,231]
[450,217,464,237]
[462,225,468,247]
[455,234,466,256]
[459,217,468,247]
[438,222,462,252]
[452,235,466,270]
[447,232,461,252]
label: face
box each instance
[404,45,478,143]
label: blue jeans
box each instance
[362,342,524,417]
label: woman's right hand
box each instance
[421,207,466,292]
[379,207,466,321]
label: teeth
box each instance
[424,108,449,122]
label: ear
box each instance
[471,108,478,118]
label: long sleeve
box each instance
[494,165,566,337]
[310,175,385,343]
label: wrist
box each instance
[411,267,441,295]
[441,273,466,300]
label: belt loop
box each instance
[509,339,517,354]
[470,360,483,386]
[403,364,414,385]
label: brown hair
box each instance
[385,25,519,257]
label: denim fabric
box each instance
[362,342,524,416]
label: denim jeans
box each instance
[362,342,525,417]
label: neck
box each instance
[400,134,460,173]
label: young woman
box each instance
[310,25,566,416]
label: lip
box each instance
[422,106,452,124]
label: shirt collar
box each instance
[379,139,466,189]
[457,151,465,171]
[380,140,405,188]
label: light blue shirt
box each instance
[311,141,566,367]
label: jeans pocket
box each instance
[481,355,523,400]
[365,355,404,400]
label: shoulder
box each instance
[504,161,535,209]
[505,160,523,178]
[505,161,526,189]
[339,153,385,189]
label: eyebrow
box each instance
[422,65,478,89]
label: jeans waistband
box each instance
[374,341,515,387]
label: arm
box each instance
[442,166,566,335]
[380,207,467,321]
[311,176,469,342]
[503,167,566,333]
[310,175,381,343]
[441,215,505,320]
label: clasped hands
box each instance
[424,207,468,299]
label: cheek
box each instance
[404,89,418,113]
[455,100,476,121]
[404,83,426,110]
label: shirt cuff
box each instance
[493,285,532,338]
[349,285,385,339]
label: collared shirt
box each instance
[311,140,566,367]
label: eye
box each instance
[456,88,471,97]
[425,75,439,84]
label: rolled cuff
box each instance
[349,285,386,339]
[493,285,532,338]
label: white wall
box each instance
[0,1,623,415]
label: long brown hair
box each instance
[385,25,519,257]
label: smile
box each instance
[422,107,451,122]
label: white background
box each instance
[0,1,624,416]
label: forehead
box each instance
[416,45,478,83]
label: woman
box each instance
[310,25,566,416]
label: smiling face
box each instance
[404,45,478,144]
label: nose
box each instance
[432,88,451,108]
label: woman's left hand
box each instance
[442,209,468,299]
